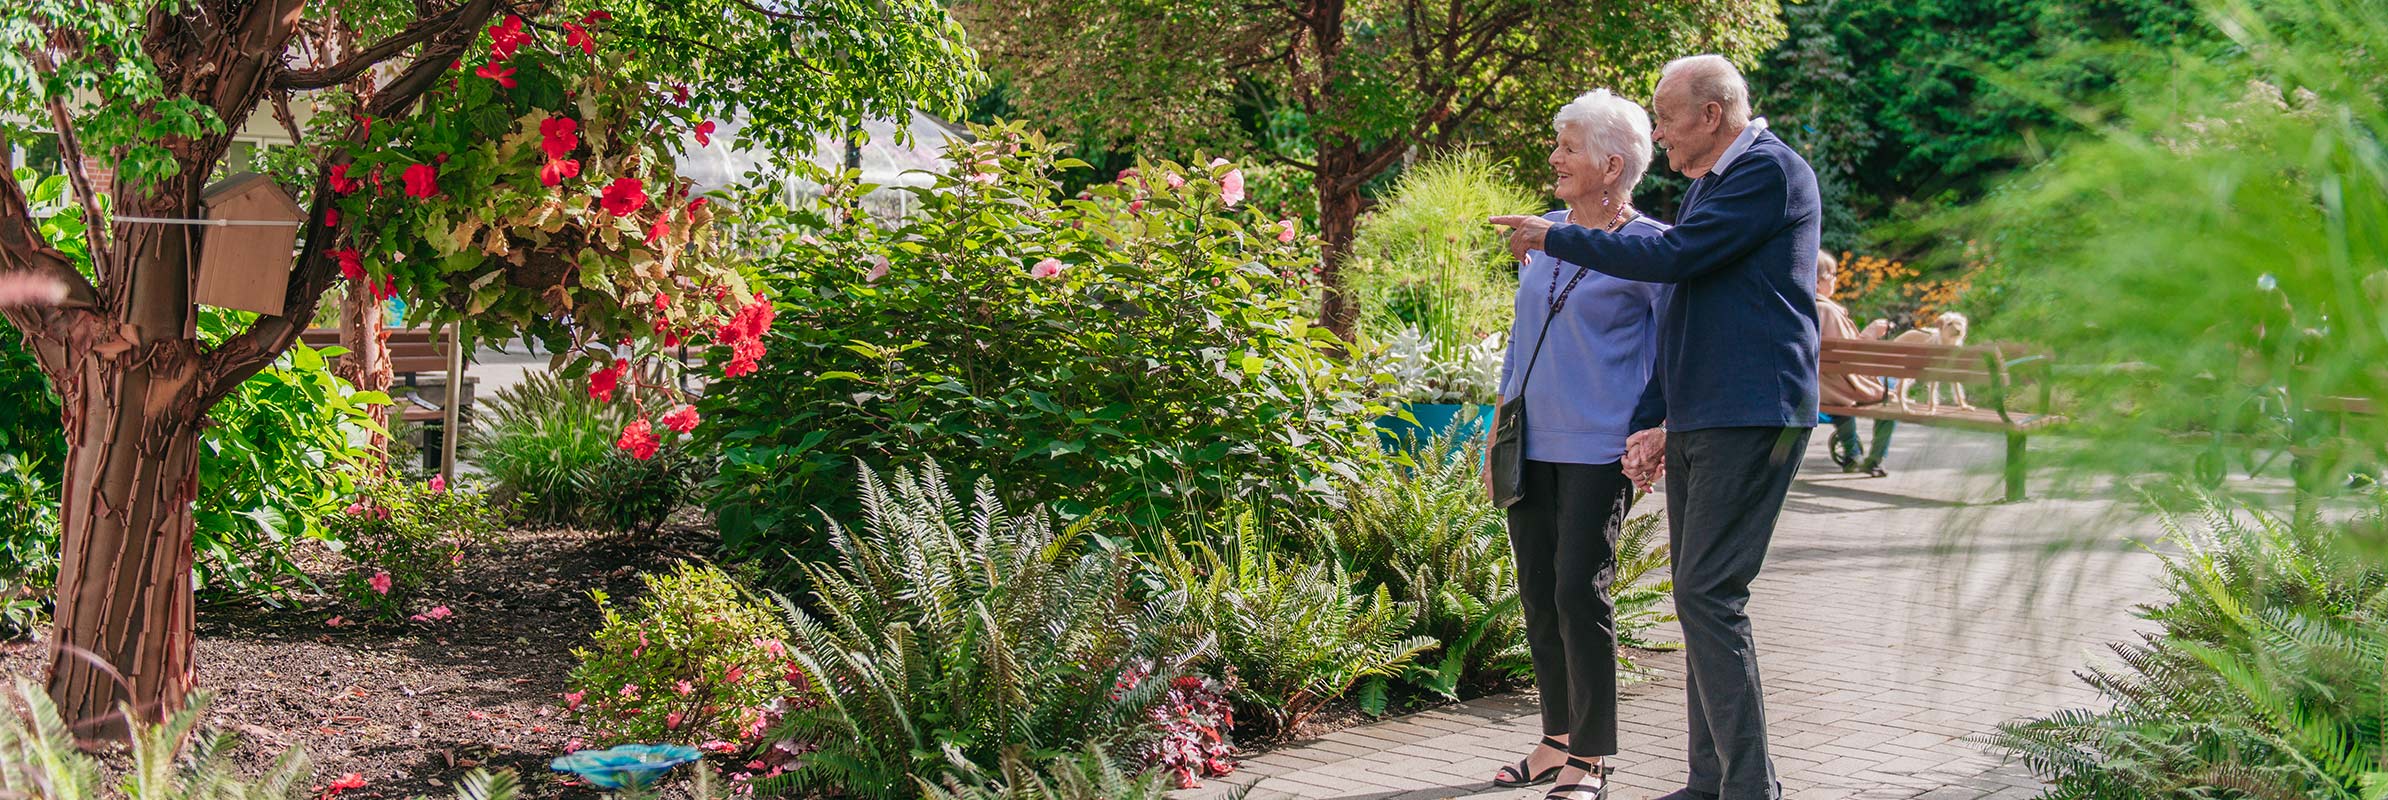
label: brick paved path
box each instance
[1180,427,2168,800]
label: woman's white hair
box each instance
[1552,88,1655,193]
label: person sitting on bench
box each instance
[1815,250,1898,476]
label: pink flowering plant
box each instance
[324,475,504,621]
[567,562,809,749]
[1139,675,1238,789]
[701,122,1386,554]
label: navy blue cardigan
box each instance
[1543,128,1823,434]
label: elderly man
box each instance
[1492,54,1819,800]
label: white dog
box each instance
[1892,311,1972,411]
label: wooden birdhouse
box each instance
[193,173,306,316]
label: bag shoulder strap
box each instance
[1515,263,1593,394]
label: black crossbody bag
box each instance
[1489,260,1595,509]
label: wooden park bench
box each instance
[298,328,475,471]
[1818,339,2063,502]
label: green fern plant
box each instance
[1988,489,2388,797]
[765,462,1200,798]
[1612,511,1680,675]
[923,745,1179,800]
[0,679,523,799]
[1328,432,1524,699]
[1158,505,1436,734]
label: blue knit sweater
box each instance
[1498,212,1669,465]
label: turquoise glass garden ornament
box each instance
[549,743,702,790]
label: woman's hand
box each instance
[1862,318,1892,340]
[1624,427,1666,492]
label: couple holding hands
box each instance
[1480,54,1822,800]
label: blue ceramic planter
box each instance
[1376,402,1494,454]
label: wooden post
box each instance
[440,330,463,483]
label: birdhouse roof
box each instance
[202,173,306,221]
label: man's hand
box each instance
[1623,427,1666,492]
[1488,215,1554,264]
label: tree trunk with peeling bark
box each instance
[0,0,502,741]
[338,285,392,460]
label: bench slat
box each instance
[1821,403,2064,431]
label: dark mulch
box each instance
[0,523,717,799]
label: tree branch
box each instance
[22,47,113,274]
[366,0,503,118]
[272,6,466,90]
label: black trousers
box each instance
[1505,459,1634,757]
[1666,426,1810,800]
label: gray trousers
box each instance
[1665,426,1811,800]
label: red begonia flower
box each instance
[581,9,613,24]
[617,418,661,460]
[475,62,516,88]
[331,248,365,281]
[401,163,438,199]
[540,158,581,187]
[588,360,627,402]
[695,120,716,147]
[662,404,701,433]
[488,16,533,61]
[646,215,671,245]
[539,117,579,160]
[563,22,596,55]
[600,177,649,216]
[328,163,362,195]
[323,208,339,227]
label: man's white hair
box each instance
[1552,88,1655,192]
[1660,54,1751,128]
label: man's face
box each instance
[1650,79,1725,176]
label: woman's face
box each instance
[1548,125,1613,203]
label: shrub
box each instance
[190,337,385,597]
[925,747,1175,800]
[0,455,57,638]
[582,442,710,533]
[701,122,1384,554]
[1991,489,2388,795]
[324,475,504,620]
[1347,151,1541,352]
[766,463,1199,798]
[567,561,801,748]
[469,372,703,531]
[1157,507,1435,734]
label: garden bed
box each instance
[0,523,714,799]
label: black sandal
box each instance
[1543,758,1613,800]
[1491,736,1567,787]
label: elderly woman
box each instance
[1485,88,1668,800]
